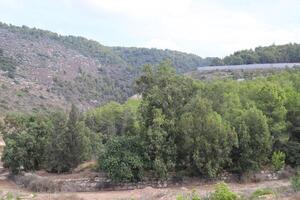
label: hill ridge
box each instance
[0,21,209,115]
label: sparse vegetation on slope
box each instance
[0,22,211,115]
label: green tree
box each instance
[1,114,49,173]
[99,135,143,182]
[284,86,300,166]
[44,112,70,173]
[180,97,236,177]
[255,83,287,142]
[45,106,91,173]
[136,61,197,177]
[232,108,272,172]
[85,101,138,137]
[64,104,90,169]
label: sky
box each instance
[0,0,300,57]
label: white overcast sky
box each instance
[0,0,300,57]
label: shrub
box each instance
[209,182,239,200]
[98,135,144,182]
[271,151,286,171]
[0,191,34,200]
[177,190,201,200]
[0,192,14,200]
[1,114,49,174]
[249,188,275,200]
[291,170,300,191]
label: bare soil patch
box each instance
[0,177,296,200]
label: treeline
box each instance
[112,47,212,73]
[1,61,300,182]
[211,43,300,66]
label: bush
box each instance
[271,151,286,171]
[177,190,201,200]
[0,192,16,200]
[0,191,37,200]
[1,114,49,174]
[249,188,275,200]
[291,170,300,191]
[98,135,144,182]
[209,182,239,200]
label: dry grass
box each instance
[50,194,84,200]
[16,174,61,192]
[72,160,97,173]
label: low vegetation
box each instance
[0,49,16,79]
[0,21,213,115]
[249,188,275,200]
[177,190,201,200]
[2,22,300,117]
[0,191,37,200]
[271,151,286,171]
[209,182,240,200]
[1,61,300,184]
[291,170,300,191]
[177,182,240,200]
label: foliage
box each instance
[44,111,70,173]
[209,182,239,200]
[0,192,22,200]
[1,61,300,183]
[232,108,271,172]
[64,105,91,168]
[210,43,300,66]
[249,188,275,200]
[1,114,49,173]
[271,151,286,171]
[2,106,92,174]
[254,82,287,141]
[0,49,16,79]
[180,97,236,177]
[136,61,197,178]
[98,135,143,182]
[284,141,300,167]
[176,190,201,200]
[291,170,300,191]
[45,105,91,173]
[0,21,212,116]
[85,101,138,137]
[113,47,211,73]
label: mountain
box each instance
[0,22,211,114]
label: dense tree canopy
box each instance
[1,62,300,183]
[211,43,300,66]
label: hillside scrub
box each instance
[1,62,300,182]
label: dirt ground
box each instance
[1,177,300,200]
[0,163,299,200]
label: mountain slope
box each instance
[0,22,210,114]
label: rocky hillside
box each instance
[0,22,210,115]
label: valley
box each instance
[0,21,300,200]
